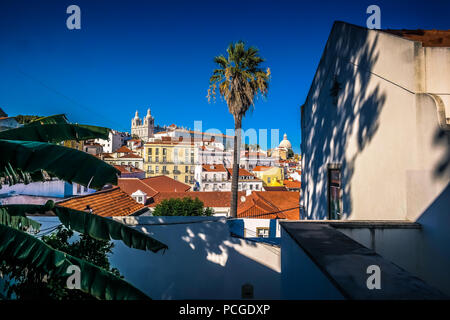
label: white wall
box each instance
[0,180,94,198]
[301,22,449,221]
[33,216,281,300]
[337,219,450,297]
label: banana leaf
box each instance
[0,204,168,253]
[0,123,109,143]
[26,114,69,126]
[0,223,151,300]
[0,140,119,190]
[0,207,41,232]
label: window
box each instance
[174,176,178,180]
[328,164,342,220]
[148,166,152,173]
[267,177,271,184]
[156,148,159,155]
[185,176,189,183]
[155,156,159,163]
[76,184,81,194]
[163,148,167,155]
[149,148,152,155]
[185,166,189,173]
[256,228,269,238]
[135,162,139,167]
[155,166,159,173]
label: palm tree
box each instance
[0,114,168,299]
[207,41,270,218]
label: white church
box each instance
[131,108,154,142]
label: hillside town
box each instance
[0,0,449,304]
[0,107,302,236]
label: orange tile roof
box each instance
[113,165,144,174]
[57,187,145,217]
[117,178,159,197]
[119,153,142,159]
[252,166,272,172]
[237,191,300,220]
[283,180,301,189]
[202,164,227,172]
[115,146,133,153]
[384,29,450,47]
[226,168,260,179]
[142,175,191,192]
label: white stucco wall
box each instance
[0,180,94,198]
[301,22,449,221]
[33,216,281,300]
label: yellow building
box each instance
[144,138,197,186]
[252,166,284,186]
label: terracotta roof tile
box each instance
[237,191,300,220]
[117,178,159,197]
[283,180,301,189]
[252,166,271,172]
[141,176,191,192]
[114,165,144,174]
[57,187,145,217]
[115,146,133,153]
[202,164,227,172]
[119,153,142,159]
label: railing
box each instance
[162,170,170,174]
[173,170,181,174]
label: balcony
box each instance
[173,170,181,174]
[147,170,155,174]
[162,170,170,174]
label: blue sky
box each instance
[0,0,449,153]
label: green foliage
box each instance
[0,123,110,143]
[0,140,120,190]
[153,197,214,216]
[13,115,42,125]
[0,224,150,300]
[0,226,123,300]
[0,203,168,253]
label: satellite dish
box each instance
[240,196,246,202]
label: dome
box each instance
[279,133,292,149]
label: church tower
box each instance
[131,108,154,142]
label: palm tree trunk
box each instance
[230,117,242,218]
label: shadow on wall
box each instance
[416,183,450,295]
[433,127,450,179]
[302,22,386,219]
[109,219,281,300]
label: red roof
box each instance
[118,178,159,197]
[283,180,301,189]
[226,168,260,179]
[252,166,271,172]
[202,164,227,172]
[113,165,144,174]
[142,176,191,192]
[115,146,133,153]
[57,187,145,217]
[237,191,300,220]
[117,175,191,198]
[119,153,142,159]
